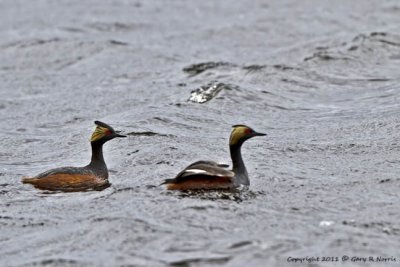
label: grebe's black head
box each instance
[90,121,126,144]
[229,124,266,147]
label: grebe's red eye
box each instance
[245,128,253,135]
[106,129,112,135]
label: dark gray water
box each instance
[1,1,400,266]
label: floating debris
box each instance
[242,64,267,72]
[183,61,236,76]
[109,39,129,46]
[188,81,232,103]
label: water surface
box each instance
[1,1,400,266]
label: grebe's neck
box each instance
[88,142,108,179]
[230,143,249,185]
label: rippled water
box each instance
[1,1,400,266]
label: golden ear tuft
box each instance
[229,125,249,145]
[90,126,109,142]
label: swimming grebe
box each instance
[162,125,265,190]
[22,121,126,192]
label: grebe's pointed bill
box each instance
[114,133,127,138]
[114,131,128,137]
[254,131,266,137]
